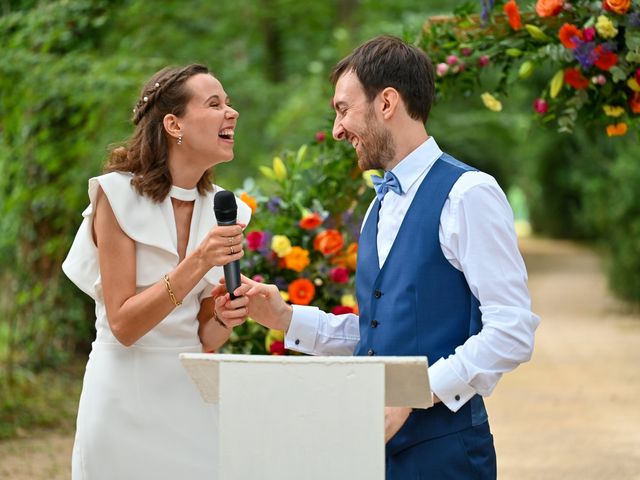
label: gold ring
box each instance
[229,246,234,255]
[228,237,233,245]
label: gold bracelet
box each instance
[163,274,182,306]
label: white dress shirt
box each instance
[285,137,540,412]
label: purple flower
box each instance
[266,196,282,213]
[572,38,597,70]
[461,47,473,57]
[274,276,288,291]
[258,231,273,255]
[478,55,490,67]
[480,0,496,25]
[628,12,640,28]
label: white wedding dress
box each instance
[62,171,251,479]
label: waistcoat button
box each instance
[374,290,382,298]
[367,349,375,356]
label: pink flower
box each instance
[591,75,607,85]
[446,55,459,65]
[246,231,266,251]
[329,267,349,284]
[461,47,473,57]
[533,98,548,114]
[478,55,490,67]
[583,27,596,41]
[252,274,265,283]
[331,305,354,315]
[436,63,449,76]
[636,68,640,85]
[315,131,326,143]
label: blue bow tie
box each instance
[371,171,403,202]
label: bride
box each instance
[63,64,250,479]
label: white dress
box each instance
[62,171,251,480]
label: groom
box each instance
[226,35,540,479]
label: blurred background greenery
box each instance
[1,0,638,439]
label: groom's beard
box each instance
[357,107,396,171]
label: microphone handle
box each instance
[216,218,241,299]
[223,262,241,300]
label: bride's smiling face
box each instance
[177,74,239,167]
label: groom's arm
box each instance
[285,306,360,356]
[429,174,540,413]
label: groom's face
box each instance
[332,70,395,171]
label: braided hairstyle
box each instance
[105,64,215,202]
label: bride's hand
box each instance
[196,225,244,268]
[211,283,249,329]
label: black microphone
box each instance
[213,190,241,300]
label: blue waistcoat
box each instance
[355,153,488,455]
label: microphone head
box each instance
[214,190,237,223]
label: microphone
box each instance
[213,190,241,300]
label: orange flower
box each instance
[239,192,257,213]
[603,0,631,14]
[283,246,310,272]
[594,46,618,71]
[288,278,316,305]
[535,0,564,17]
[606,123,628,136]
[313,229,344,256]
[564,68,589,89]
[299,212,322,230]
[558,24,583,49]
[331,242,358,271]
[629,92,640,114]
[504,0,522,30]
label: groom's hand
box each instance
[221,275,293,332]
[384,407,412,443]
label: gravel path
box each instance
[1,237,639,479]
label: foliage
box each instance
[222,132,373,354]
[419,0,640,136]
[0,362,83,439]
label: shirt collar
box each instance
[389,137,442,194]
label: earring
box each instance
[177,135,183,145]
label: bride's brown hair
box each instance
[105,64,215,202]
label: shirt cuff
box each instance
[429,358,477,413]
[284,305,320,354]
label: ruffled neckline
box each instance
[169,185,198,201]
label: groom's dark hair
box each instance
[330,35,435,124]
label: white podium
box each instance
[180,354,431,480]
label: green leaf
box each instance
[609,66,627,83]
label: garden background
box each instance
[1,0,639,477]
